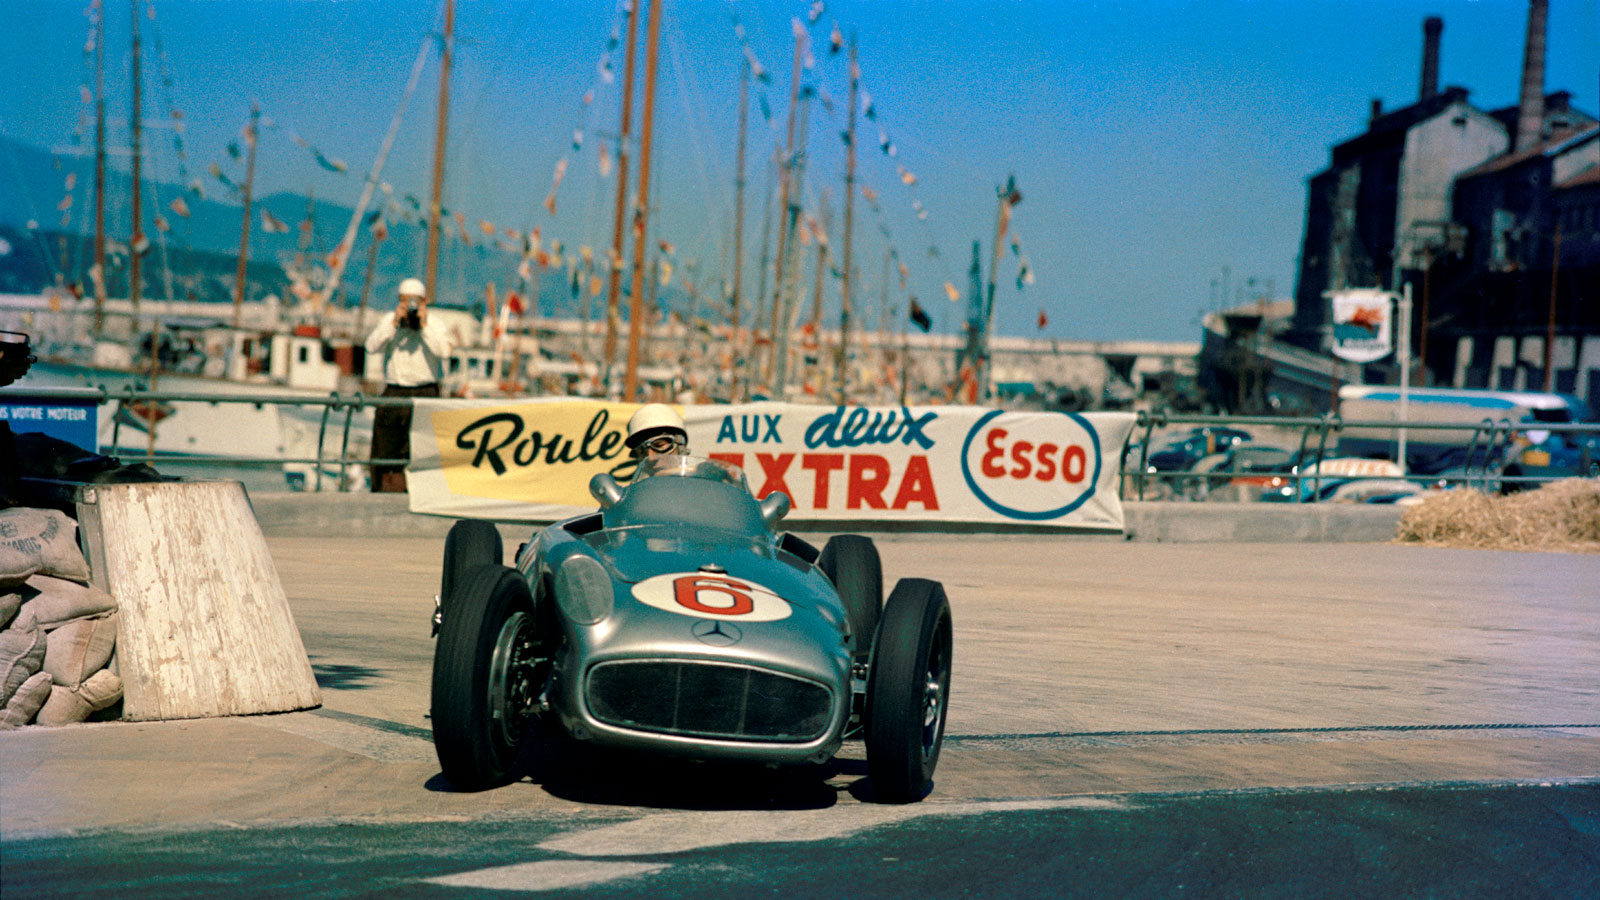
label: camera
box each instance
[401,305,421,330]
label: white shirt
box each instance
[365,314,453,387]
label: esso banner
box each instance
[406,399,1135,531]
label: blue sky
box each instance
[2,0,1597,341]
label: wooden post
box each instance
[622,0,663,400]
[424,0,454,303]
[602,0,641,387]
[231,103,260,329]
[75,481,321,721]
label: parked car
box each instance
[1144,427,1254,473]
[429,455,953,803]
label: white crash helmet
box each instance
[625,403,687,452]
[398,277,427,299]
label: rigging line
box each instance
[521,0,634,236]
[57,2,100,284]
[145,2,198,260]
[0,141,65,289]
[664,28,729,280]
[319,20,435,308]
[448,1,563,224]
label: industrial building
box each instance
[1265,0,1599,411]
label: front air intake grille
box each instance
[586,661,833,742]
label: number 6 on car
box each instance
[632,572,793,621]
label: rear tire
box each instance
[431,564,539,790]
[441,519,503,619]
[819,535,882,663]
[865,578,952,804]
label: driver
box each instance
[625,404,689,459]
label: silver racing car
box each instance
[430,454,953,803]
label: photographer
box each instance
[364,278,453,493]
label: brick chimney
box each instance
[1420,16,1443,101]
[1514,0,1547,151]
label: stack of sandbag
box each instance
[0,508,123,728]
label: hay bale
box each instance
[1396,479,1600,552]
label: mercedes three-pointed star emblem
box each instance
[691,619,742,646]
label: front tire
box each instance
[819,535,882,664]
[440,520,503,632]
[865,578,952,803]
[431,564,540,790]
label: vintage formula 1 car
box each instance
[429,454,953,803]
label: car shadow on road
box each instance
[426,730,865,811]
[309,659,385,691]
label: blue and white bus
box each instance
[1336,385,1596,475]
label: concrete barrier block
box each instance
[76,481,321,721]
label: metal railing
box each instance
[7,386,1597,498]
[11,385,414,492]
[1121,410,1598,502]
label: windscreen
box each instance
[632,455,750,490]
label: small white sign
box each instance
[1329,289,1394,363]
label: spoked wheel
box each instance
[438,520,504,634]
[819,535,883,664]
[431,563,545,790]
[865,578,953,804]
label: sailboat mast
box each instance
[602,0,641,384]
[92,0,107,340]
[129,0,144,328]
[749,158,775,396]
[622,0,663,399]
[232,103,259,328]
[834,35,859,403]
[424,0,454,301]
[729,59,749,396]
[357,227,382,335]
[765,24,806,386]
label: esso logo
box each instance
[960,410,1101,520]
[631,572,792,621]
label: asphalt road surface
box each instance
[2,536,1597,898]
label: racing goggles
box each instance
[633,434,687,457]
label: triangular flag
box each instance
[260,208,290,233]
[943,281,959,302]
[169,196,191,218]
[909,298,931,332]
